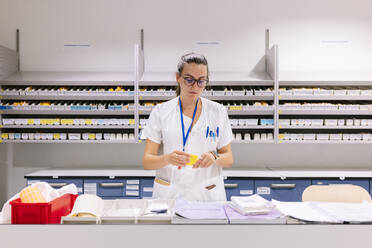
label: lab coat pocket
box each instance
[152,178,174,200]
[202,176,226,201]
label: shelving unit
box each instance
[278,71,372,144]
[0,62,137,143]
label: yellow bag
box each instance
[20,186,46,203]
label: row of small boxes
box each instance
[138,88,274,97]
[0,87,134,96]
[280,133,372,141]
[0,102,135,111]
[2,118,135,126]
[229,119,274,126]
[1,133,135,140]
[279,88,372,96]
[279,119,372,127]
[225,102,274,111]
[234,133,274,141]
[279,103,372,111]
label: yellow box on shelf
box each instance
[61,119,74,125]
[53,133,61,140]
[229,106,243,111]
[129,119,135,125]
[278,134,285,140]
[40,119,48,125]
[27,119,35,125]
[1,133,9,139]
[88,134,96,140]
[47,119,55,125]
[85,119,93,125]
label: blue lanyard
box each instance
[179,97,199,152]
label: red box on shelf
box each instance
[10,193,78,224]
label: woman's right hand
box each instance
[164,150,190,168]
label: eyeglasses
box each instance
[182,76,209,88]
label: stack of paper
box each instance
[229,194,274,215]
[172,197,228,224]
[273,200,372,223]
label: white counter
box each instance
[0,224,370,248]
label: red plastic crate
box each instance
[10,193,78,224]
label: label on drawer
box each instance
[27,180,40,185]
[257,187,270,195]
[126,185,139,190]
[240,190,253,195]
[143,187,153,192]
[84,183,97,195]
[127,180,139,184]
[126,191,139,196]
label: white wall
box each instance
[1,0,371,72]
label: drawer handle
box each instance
[224,183,239,189]
[270,184,296,189]
[48,183,68,187]
[100,183,124,187]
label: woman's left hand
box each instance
[193,152,215,168]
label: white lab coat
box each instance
[141,96,233,201]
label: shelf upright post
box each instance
[273,45,279,143]
[134,44,140,143]
[16,29,20,72]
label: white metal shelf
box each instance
[0,110,135,115]
[0,72,135,85]
[279,95,372,101]
[279,125,372,130]
[227,109,275,115]
[138,95,274,101]
[278,110,372,115]
[0,95,134,101]
[279,71,372,86]
[139,71,274,86]
[138,109,275,116]
[1,139,136,144]
[232,140,274,144]
[1,125,135,129]
[232,125,274,129]
[279,140,372,144]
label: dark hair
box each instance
[176,52,210,96]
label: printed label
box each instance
[143,187,153,192]
[257,187,271,195]
[27,180,40,185]
[240,190,253,195]
[126,191,139,196]
[127,180,139,185]
[126,185,139,190]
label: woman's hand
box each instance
[193,152,215,168]
[164,150,190,168]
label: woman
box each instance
[141,53,233,201]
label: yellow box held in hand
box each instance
[186,154,198,165]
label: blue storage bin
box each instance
[312,179,369,192]
[224,178,254,201]
[141,178,154,198]
[255,179,311,201]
